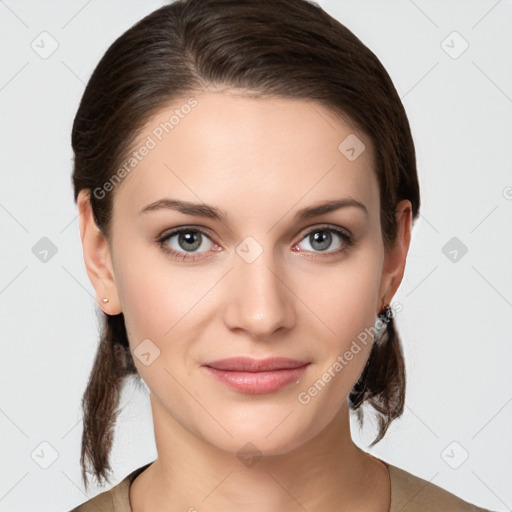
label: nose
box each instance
[223,247,296,340]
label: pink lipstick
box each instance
[202,357,310,394]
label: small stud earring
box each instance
[380,301,390,316]
[102,298,109,303]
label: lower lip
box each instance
[203,364,310,394]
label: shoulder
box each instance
[70,479,130,512]
[387,462,493,512]
[70,463,152,512]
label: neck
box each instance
[130,398,390,512]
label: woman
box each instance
[70,0,491,510]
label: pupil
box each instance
[179,232,201,251]
[311,231,331,251]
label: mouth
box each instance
[201,357,311,394]
[202,356,310,372]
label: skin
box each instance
[78,90,412,511]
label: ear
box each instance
[377,199,413,313]
[77,190,122,315]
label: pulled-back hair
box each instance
[71,0,420,490]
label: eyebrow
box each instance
[139,197,368,221]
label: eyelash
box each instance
[157,224,354,262]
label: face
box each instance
[80,91,410,457]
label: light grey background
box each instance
[1,1,511,511]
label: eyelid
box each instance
[298,222,352,239]
[158,224,216,241]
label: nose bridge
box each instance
[224,237,295,337]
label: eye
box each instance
[157,224,354,262]
[158,228,219,261]
[292,225,353,256]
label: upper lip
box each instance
[202,357,310,372]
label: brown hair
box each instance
[71,0,420,490]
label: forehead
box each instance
[112,91,378,218]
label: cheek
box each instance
[293,247,382,392]
[115,266,194,396]
[112,243,221,384]
[296,246,383,343]
[113,236,205,338]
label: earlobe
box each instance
[77,190,122,315]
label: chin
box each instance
[195,409,319,460]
